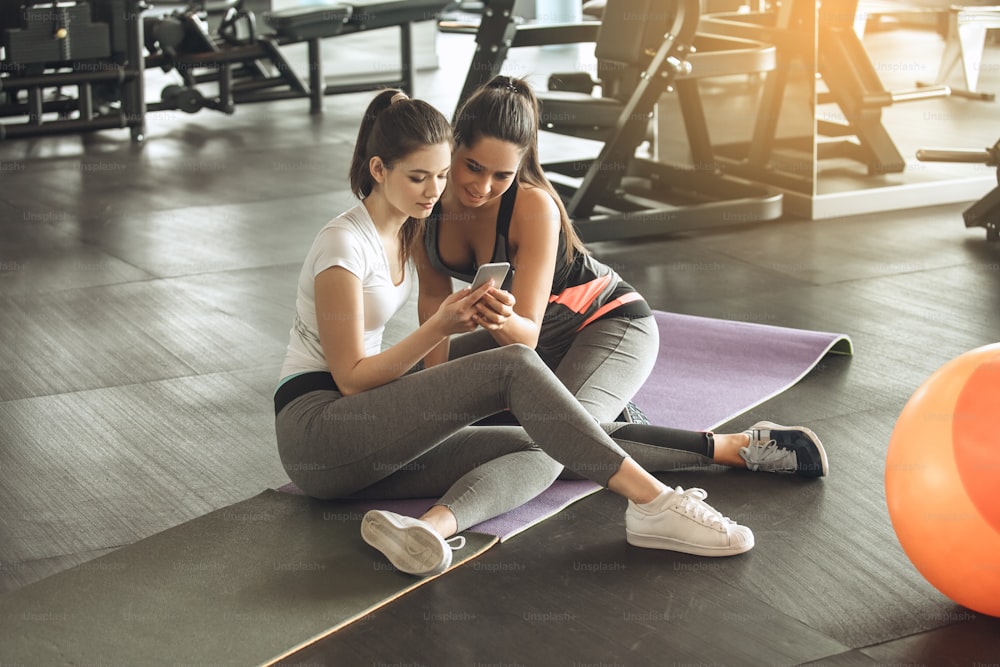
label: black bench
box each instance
[143,0,449,115]
[264,0,449,113]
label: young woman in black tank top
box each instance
[410,75,829,482]
[414,78,655,420]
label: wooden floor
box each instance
[2,16,1000,666]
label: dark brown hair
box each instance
[349,89,453,266]
[452,75,586,261]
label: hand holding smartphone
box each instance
[470,262,510,291]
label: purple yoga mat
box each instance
[279,479,601,541]
[636,311,853,431]
[279,312,851,540]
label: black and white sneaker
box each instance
[740,421,829,477]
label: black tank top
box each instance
[424,181,651,360]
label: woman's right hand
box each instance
[432,281,494,336]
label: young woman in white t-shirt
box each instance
[274,90,762,578]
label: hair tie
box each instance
[391,91,409,104]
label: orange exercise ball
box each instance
[885,343,1000,617]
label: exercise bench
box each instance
[143,0,450,116]
[267,0,448,113]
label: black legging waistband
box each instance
[274,371,339,415]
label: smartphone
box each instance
[470,261,511,290]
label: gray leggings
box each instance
[451,315,658,421]
[276,336,713,532]
[449,316,714,475]
[277,345,641,531]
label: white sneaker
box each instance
[361,509,466,577]
[625,486,754,557]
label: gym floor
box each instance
[2,10,1000,666]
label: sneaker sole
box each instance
[360,510,450,577]
[753,420,829,477]
[626,529,755,557]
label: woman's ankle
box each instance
[607,457,666,504]
[420,504,458,538]
[713,433,751,468]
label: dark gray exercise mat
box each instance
[0,489,497,666]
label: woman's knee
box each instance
[494,342,545,369]
[498,344,563,387]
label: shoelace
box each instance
[744,438,795,471]
[669,486,732,529]
[403,534,465,557]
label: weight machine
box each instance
[700,0,952,192]
[0,0,147,140]
[456,0,784,242]
[142,0,450,116]
[918,139,1000,241]
[1,0,450,141]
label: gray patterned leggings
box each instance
[449,316,714,477]
[276,335,714,532]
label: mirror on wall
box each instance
[657,0,820,215]
[656,0,997,219]
[814,1,999,218]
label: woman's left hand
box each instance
[473,287,516,330]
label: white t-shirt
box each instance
[279,203,414,381]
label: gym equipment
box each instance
[1,0,450,141]
[144,0,450,116]
[701,0,952,191]
[456,0,784,242]
[140,0,306,116]
[885,343,1000,618]
[437,1,500,34]
[0,0,147,141]
[917,4,1000,102]
[817,0,951,173]
[917,139,1000,241]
